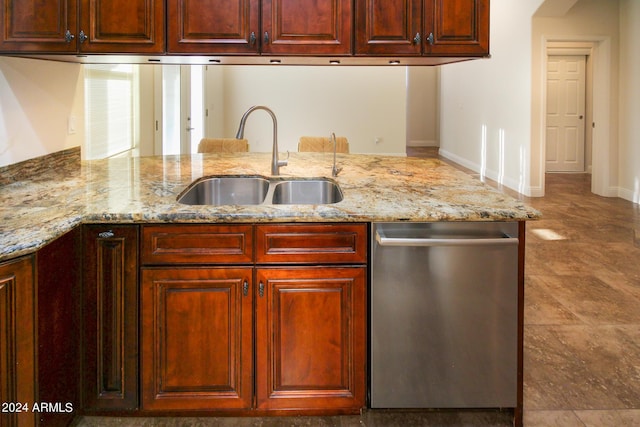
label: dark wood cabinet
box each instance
[261,0,353,55]
[140,224,254,411]
[0,0,77,52]
[424,0,489,56]
[167,0,259,54]
[82,225,139,411]
[0,0,164,53]
[255,266,366,411]
[139,222,367,414]
[0,255,36,427]
[37,228,82,426]
[168,0,351,55]
[141,267,254,410]
[356,0,489,57]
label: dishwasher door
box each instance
[371,222,519,409]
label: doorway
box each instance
[153,65,206,155]
[545,54,587,172]
[539,38,613,197]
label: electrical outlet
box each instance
[68,116,77,135]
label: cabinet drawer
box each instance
[256,223,367,264]
[142,225,253,265]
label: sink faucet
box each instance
[331,132,342,177]
[235,105,288,176]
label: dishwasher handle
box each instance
[375,228,519,247]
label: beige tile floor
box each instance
[80,150,640,426]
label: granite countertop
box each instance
[0,150,540,262]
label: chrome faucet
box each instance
[331,132,342,177]
[235,105,288,176]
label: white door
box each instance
[546,55,586,172]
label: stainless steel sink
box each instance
[177,176,343,205]
[271,179,343,205]
[177,176,270,205]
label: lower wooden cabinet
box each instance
[140,267,254,410]
[0,255,36,427]
[139,223,368,414]
[255,267,366,411]
[82,225,139,411]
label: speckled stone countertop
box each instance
[0,150,540,262]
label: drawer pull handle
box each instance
[98,231,115,239]
[259,282,265,298]
[243,281,249,297]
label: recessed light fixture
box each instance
[270,59,282,64]
[389,60,401,65]
[329,59,341,64]
[148,59,161,63]
[209,59,221,64]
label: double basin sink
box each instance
[177,176,343,206]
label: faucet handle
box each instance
[277,150,289,167]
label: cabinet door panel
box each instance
[168,0,259,53]
[424,0,489,56]
[141,267,253,410]
[0,256,36,427]
[355,0,422,55]
[256,267,366,411]
[0,0,78,52]
[262,0,352,55]
[79,0,164,53]
[83,225,139,410]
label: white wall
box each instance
[407,67,439,147]
[218,66,407,155]
[439,0,544,196]
[0,57,84,167]
[618,0,640,203]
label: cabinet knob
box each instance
[79,30,88,43]
[243,281,249,297]
[249,32,256,46]
[258,282,265,298]
[264,32,269,44]
[413,32,421,45]
[427,32,434,45]
[64,30,75,43]
[98,231,115,239]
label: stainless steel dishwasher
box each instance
[371,222,519,408]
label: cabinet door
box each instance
[0,256,36,427]
[141,267,253,410]
[261,0,352,55]
[78,0,164,53]
[255,267,366,411]
[424,0,489,56]
[355,0,422,55]
[83,225,139,411]
[167,0,259,54]
[0,0,78,52]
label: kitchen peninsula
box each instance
[0,150,537,259]
[0,149,539,427]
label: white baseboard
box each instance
[438,148,541,197]
[407,140,439,147]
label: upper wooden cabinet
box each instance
[0,0,164,53]
[356,0,489,57]
[167,0,352,55]
[167,0,259,54]
[1,0,488,60]
[261,0,352,55]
